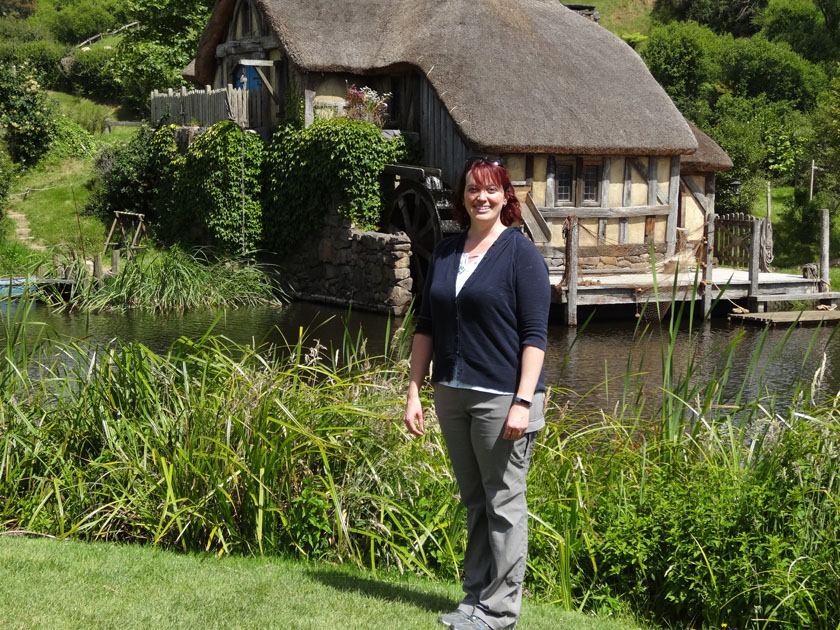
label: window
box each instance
[556,164,573,203]
[582,163,601,204]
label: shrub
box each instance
[262,118,407,255]
[85,124,157,218]
[66,45,120,102]
[0,141,15,205]
[0,38,70,90]
[640,21,721,108]
[47,115,98,159]
[718,35,827,109]
[0,62,56,164]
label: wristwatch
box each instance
[513,396,532,408]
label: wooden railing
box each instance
[150,84,249,128]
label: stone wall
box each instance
[537,243,670,273]
[282,208,414,315]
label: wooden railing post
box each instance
[565,216,579,326]
[111,249,120,275]
[821,208,830,293]
[703,211,716,318]
[749,219,761,311]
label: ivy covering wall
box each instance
[88,117,407,257]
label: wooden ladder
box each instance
[103,211,147,257]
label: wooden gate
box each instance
[714,213,773,271]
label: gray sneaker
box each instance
[451,615,493,630]
[438,610,471,628]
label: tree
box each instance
[760,0,838,63]
[113,0,214,112]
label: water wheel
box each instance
[387,181,442,293]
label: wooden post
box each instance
[703,211,715,318]
[766,181,772,219]
[111,249,120,275]
[821,208,830,293]
[545,156,555,207]
[749,219,761,311]
[565,217,579,326]
[93,253,103,289]
[703,173,716,318]
[666,156,680,256]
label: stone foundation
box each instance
[537,243,674,272]
[282,208,414,315]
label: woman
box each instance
[403,157,551,630]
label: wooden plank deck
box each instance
[549,267,839,308]
[729,310,840,325]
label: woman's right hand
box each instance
[403,395,425,436]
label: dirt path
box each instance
[5,208,46,251]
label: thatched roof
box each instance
[187,0,698,156]
[681,122,733,172]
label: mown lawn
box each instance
[0,537,644,630]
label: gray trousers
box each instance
[433,384,543,630]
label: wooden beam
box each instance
[303,73,316,127]
[541,205,670,219]
[545,156,555,207]
[565,217,579,326]
[253,66,281,105]
[629,157,668,205]
[599,158,610,243]
[681,173,710,214]
[620,159,632,244]
[523,192,551,243]
[667,156,680,255]
[215,35,279,58]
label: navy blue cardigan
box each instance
[415,227,551,393]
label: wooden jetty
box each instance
[729,309,840,326]
[551,209,838,324]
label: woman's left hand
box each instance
[503,403,530,440]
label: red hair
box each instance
[452,159,522,228]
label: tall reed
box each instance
[1,295,838,629]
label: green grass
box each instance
[752,184,794,219]
[594,0,656,36]
[6,156,107,254]
[0,537,642,630]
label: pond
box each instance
[6,300,840,411]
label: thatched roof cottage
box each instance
[179,0,732,314]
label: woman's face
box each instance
[464,171,505,228]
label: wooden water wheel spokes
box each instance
[387,181,442,292]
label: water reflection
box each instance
[5,301,839,411]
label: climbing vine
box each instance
[262,118,406,255]
[176,121,264,254]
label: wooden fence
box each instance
[150,85,248,128]
[714,212,773,271]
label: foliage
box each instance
[65,45,121,102]
[111,40,191,113]
[718,35,827,109]
[262,118,407,255]
[36,0,118,45]
[806,65,840,213]
[0,38,69,90]
[760,0,839,64]
[86,124,157,219]
[0,0,35,19]
[640,21,721,109]
[174,121,265,254]
[0,62,56,164]
[111,0,213,113]
[652,0,767,37]
[0,141,14,204]
[47,115,98,159]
